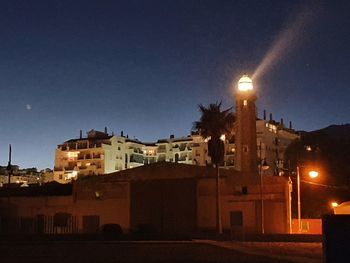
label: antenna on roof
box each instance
[7,144,12,184]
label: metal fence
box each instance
[0,214,79,234]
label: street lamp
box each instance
[331,202,338,208]
[216,134,226,235]
[259,159,269,234]
[296,166,319,233]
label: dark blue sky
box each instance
[0,0,349,169]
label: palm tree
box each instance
[193,102,235,234]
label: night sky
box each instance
[0,0,349,169]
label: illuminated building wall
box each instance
[53,124,298,183]
[256,119,299,175]
[53,130,144,183]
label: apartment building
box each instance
[53,129,144,183]
[54,121,298,183]
[256,118,299,175]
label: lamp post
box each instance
[296,166,319,232]
[259,159,269,234]
[216,134,226,235]
[258,141,269,234]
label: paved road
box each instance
[0,241,295,263]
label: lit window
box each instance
[67,151,79,160]
[66,171,78,180]
[243,100,248,106]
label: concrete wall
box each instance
[0,164,291,236]
[0,180,130,233]
[197,174,291,234]
[130,179,197,235]
[292,218,322,234]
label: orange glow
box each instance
[67,151,79,158]
[308,170,319,178]
[331,202,338,208]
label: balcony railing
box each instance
[130,154,144,164]
[157,148,166,153]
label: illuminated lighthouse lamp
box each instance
[238,75,253,91]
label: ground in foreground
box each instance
[0,240,322,263]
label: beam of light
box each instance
[252,5,320,81]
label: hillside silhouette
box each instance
[285,124,350,217]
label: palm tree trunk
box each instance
[216,165,223,234]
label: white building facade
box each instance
[54,123,299,183]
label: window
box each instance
[243,145,249,153]
[243,100,248,106]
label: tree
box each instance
[193,102,235,166]
[193,102,235,234]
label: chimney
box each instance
[79,130,82,139]
[104,127,107,134]
[121,130,124,137]
[289,121,293,129]
[281,118,284,126]
[269,113,273,122]
[263,110,266,120]
[126,134,129,138]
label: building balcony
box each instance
[130,154,144,164]
[132,148,143,154]
[77,143,88,149]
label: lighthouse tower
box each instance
[234,75,258,181]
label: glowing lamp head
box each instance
[308,170,319,178]
[331,202,338,208]
[238,75,253,91]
